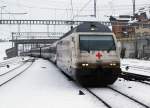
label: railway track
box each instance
[0,57,28,67]
[107,86,150,108]
[0,62,26,76]
[60,72,112,107]
[0,58,34,87]
[84,86,150,108]
[59,67,150,108]
[137,80,150,86]
[85,88,112,108]
[120,72,150,82]
[44,57,150,108]
[85,86,150,108]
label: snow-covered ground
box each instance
[1,42,150,108]
[90,82,146,108]
[0,58,150,108]
[0,61,32,85]
[0,56,31,75]
[121,59,150,77]
[111,78,150,107]
[0,57,150,108]
[0,59,106,108]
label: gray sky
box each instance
[0,0,150,39]
[1,0,150,20]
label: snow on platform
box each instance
[121,59,150,77]
[1,57,150,108]
[0,59,105,108]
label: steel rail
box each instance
[0,59,34,87]
[138,81,150,86]
[0,62,26,76]
[58,67,112,108]
[108,86,150,108]
[85,88,112,108]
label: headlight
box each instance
[112,63,116,66]
[82,64,88,67]
[110,63,116,66]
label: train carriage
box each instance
[29,22,121,86]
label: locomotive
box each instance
[29,22,121,86]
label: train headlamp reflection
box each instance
[82,64,89,67]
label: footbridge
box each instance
[9,32,63,56]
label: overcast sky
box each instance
[0,0,149,19]
[0,0,150,39]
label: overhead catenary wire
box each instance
[5,0,150,11]
[1,0,150,19]
[73,0,93,19]
[78,0,92,13]
[70,0,74,20]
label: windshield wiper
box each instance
[107,44,115,53]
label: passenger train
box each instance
[27,22,121,86]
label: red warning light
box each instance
[96,52,102,59]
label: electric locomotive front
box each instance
[55,22,121,86]
[72,22,121,85]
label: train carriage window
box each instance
[79,35,116,51]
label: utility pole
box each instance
[132,0,135,16]
[94,0,96,17]
[0,6,6,20]
[132,0,138,58]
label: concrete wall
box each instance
[120,38,150,59]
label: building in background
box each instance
[110,9,150,59]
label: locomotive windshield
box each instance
[79,35,116,51]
